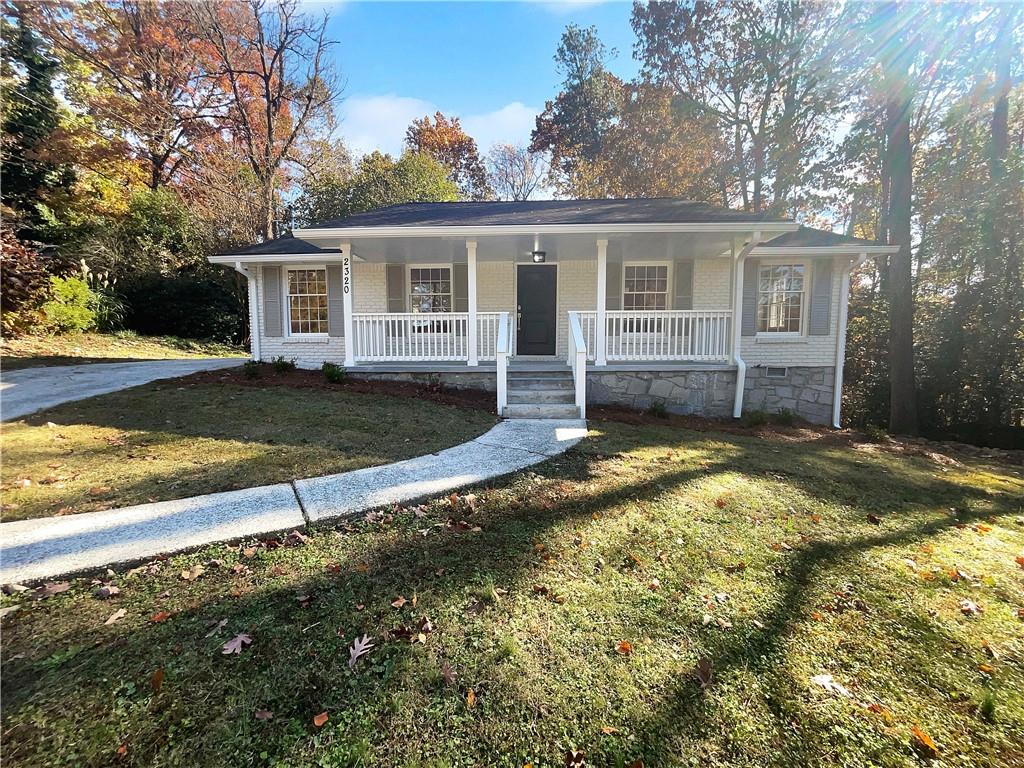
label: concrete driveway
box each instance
[1,358,243,421]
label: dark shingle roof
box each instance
[217,236,336,257]
[307,199,792,229]
[761,227,881,248]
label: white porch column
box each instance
[341,242,355,367]
[467,239,478,366]
[595,238,608,366]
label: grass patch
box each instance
[0,332,246,370]
[1,379,497,521]
[2,419,1022,766]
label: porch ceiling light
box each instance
[531,250,546,263]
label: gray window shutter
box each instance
[452,263,468,312]
[605,260,621,310]
[263,266,283,337]
[327,264,344,337]
[385,264,404,312]
[741,258,759,336]
[673,259,694,310]
[808,258,833,335]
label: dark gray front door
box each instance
[516,264,557,355]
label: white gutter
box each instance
[296,221,798,240]
[232,261,260,362]
[751,245,898,257]
[732,232,762,419]
[832,251,869,428]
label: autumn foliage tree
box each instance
[405,111,490,200]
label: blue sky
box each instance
[310,1,639,157]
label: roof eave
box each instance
[295,221,799,240]
[751,244,899,256]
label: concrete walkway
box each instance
[0,419,587,583]
[1,358,243,421]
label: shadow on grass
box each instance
[1,425,1021,766]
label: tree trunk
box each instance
[263,176,275,241]
[885,92,918,435]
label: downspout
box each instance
[732,232,761,418]
[233,261,260,362]
[831,251,868,428]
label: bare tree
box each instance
[193,0,341,240]
[486,143,548,201]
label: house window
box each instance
[409,267,452,313]
[757,264,805,334]
[286,268,328,335]
[623,264,668,311]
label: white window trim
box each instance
[406,263,454,314]
[755,259,809,338]
[283,264,329,338]
[620,261,673,313]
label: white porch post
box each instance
[595,238,608,366]
[467,239,478,366]
[341,242,355,367]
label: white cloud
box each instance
[530,0,612,16]
[338,94,540,159]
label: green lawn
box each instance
[0,332,246,370]
[1,377,497,521]
[2,418,1022,767]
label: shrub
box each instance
[0,228,51,335]
[242,361,261,379]
[40,276,97,334]
[773,408,796,426]
[119,269,245,344]
[322,362,346,383]
[646,400,669,419]
[79,259,125,332]
[863,423,888,442]
[741,409,769,428]
[271,356,296,373]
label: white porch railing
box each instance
[576,310,732,363]
[567,311,588,418]
[495,311,511,414]
[351,312,504,362]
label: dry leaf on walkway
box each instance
[810,673,852,698]
[313,711,328,727]
[104,608,127,625]
[348,634,374,669]
[222,633,253,655]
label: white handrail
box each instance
[351,312,502,362]
[495,311,510,415]
[567,311,587,419]
[575,310,732,362]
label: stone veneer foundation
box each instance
[348,365,837,425]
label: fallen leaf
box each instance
[104,608,127,625]
[116,744,127,757]
[205,618,229,638]
[811,673,852,698]
[32,582,70,600]
[391,595,407,609]
[725,562,747,573]
[88,486,112,496]
[440,661,456,686]
[959,599,983,616]
[150,610,173,623]
[241,547,257,558]
[647,578,661,590]
[94,585,120,599]
[978,662,995,675]
[695,657,713,688]
[466,688,476,708]
[615,640,633,655]
[150,668,164,693]
[180,564,205,581]
[222,632,253,655]
[714,496,728,509]
[867,514,882,525]
[867,702,895,724]
[911,725,939,759]
[254,709,273,721]
[348,634,374,669]
[600,726,620,735]
[313,711,329,727]
[1015,555,1024,569]
[626,761,645,768]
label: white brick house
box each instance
[210,199,896,425]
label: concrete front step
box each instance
[507,389,576,404]
[507,369,571,378]
[503,403,581,419]
[506,376,575,390]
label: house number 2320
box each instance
[342,256,351,294]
